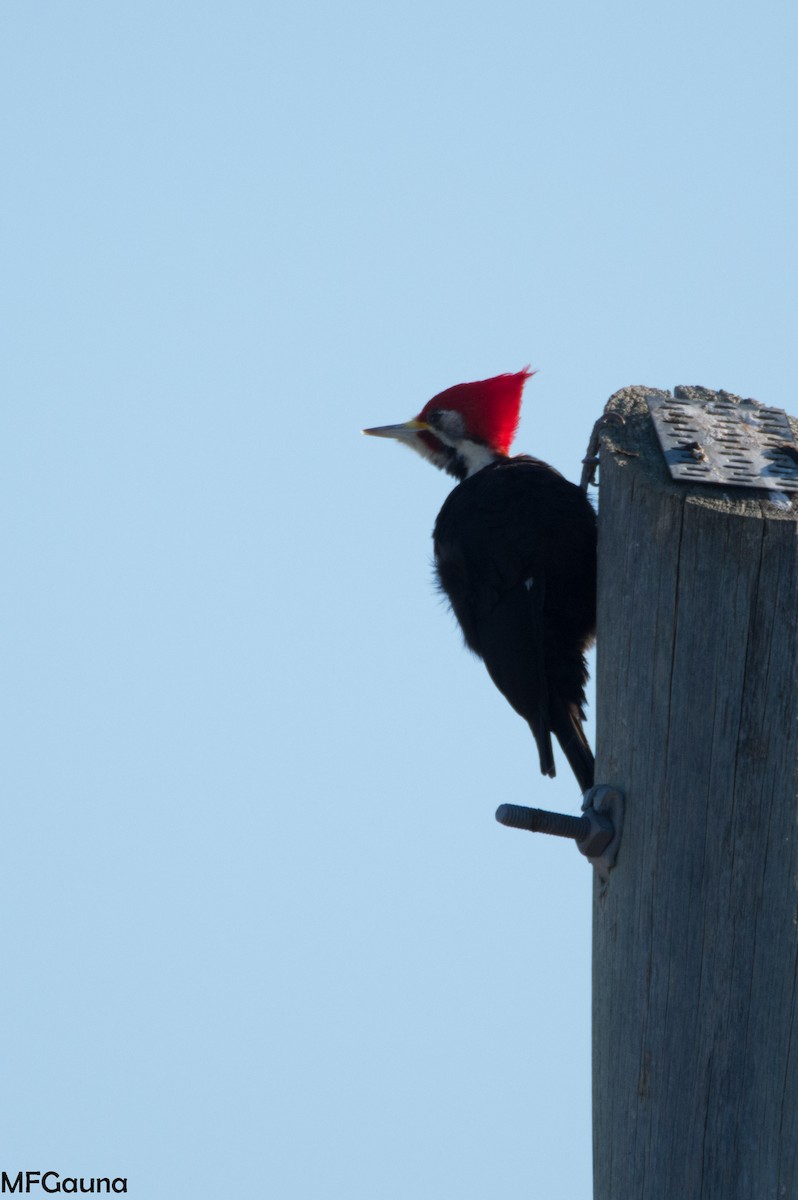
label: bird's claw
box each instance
[580,413,626,490]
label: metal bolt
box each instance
[495,801,615,860]
[496,803,589,841]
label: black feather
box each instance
[433,455,596,791]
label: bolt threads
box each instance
[495,803,590,842]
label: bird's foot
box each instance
[580,413,626,490]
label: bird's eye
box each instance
[427,409,444,428]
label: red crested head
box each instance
[417,368,534,455]
[363,367,537,482]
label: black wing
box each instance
[433,456,596,790]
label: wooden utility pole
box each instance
[592,386,798,1199]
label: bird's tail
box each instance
[534,724,557,780]
[550,697,595,794]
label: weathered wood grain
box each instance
[593,386,798,1199]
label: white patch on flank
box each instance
[525,576,535,591]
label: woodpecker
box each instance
[364,369,597,793]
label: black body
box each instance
[433,455,597,791]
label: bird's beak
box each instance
[362,418,429,443]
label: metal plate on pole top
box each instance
[647,391,798,491]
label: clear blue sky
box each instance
[1,2,795,1196]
